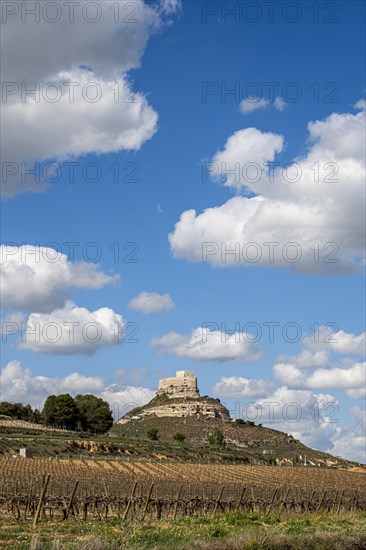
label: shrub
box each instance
[173,432,186,443]
[208,427,225,447]
[147,428,159,440]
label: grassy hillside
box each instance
[0,414,361,466]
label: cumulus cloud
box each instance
[19,302,125,355]
[0,360,154,419]
[0,360,105,405]
[101,384,155,419]
[1,0,180,197]
[217,378,366,462]
[213,376,276,398]
[273,96,286,111]
[346,388,366,399]
[169,104,366,273]
[150,326,262,362]
[276,328,366,370]
[210,128,284,190]
[239,96,286,114]
[128,291,174,314]
[273,328,366,395]
[321,329,366,356]
[245,385,366,462]
[0,245,119,312]
[2,69,158,196]
[274,361,366,392]
[327,406,366,463]
[0,312,25,335]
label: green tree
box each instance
[42,394,79,430]
[173,432,186,443]
[147,428,159,440]
[74,394,113,434]
[0,402,41,422]
[208,427,225,447]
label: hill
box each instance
[112,413,350,467]
[0,371,362,467]
[112,371,361,468]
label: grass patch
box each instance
[0,511,365,550]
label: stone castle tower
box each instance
[117,370,231,423]
[157,370,200,399]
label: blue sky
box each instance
[1,0,365,461]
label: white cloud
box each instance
[1,1,161,85]
[302,327,366,356]
[159,0,182,14]
[354,99,366,111]
[246,386,366,462]
[276,328,366,370]
[0,360,154,419]
[273,96,286,111]
[240,97,270,113]
[217,379,366,462]
[19,302,125,355]
[128,291,174,314]
[0,245,119,312]
[101,384,155,419]
[0,360,105,405]
[273,328,365,395]
[0,312,25,335]
[346,387,366,400]
[1,0,180,197]
[213,376,276,398]
[2,69,158,197]
[325,406,366,463]
[324,329,366,355]
[150,326,262,362]
[274,361,366,392]
[211,127,284,190]
[239,96,286,114]
[169,104,366,273]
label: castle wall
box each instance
[158,370,200,399]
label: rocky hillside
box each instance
[113,396,356,467]
[117,394,231,424]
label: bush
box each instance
[147,428,159,440]
[173,432,186,443]
[208,427,225,447]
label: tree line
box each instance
[0,393,113,434]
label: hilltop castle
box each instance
[157,370,200,399]
[117,370,231,423]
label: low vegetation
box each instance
[1,511,366,549]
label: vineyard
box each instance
[1,458,365,523]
